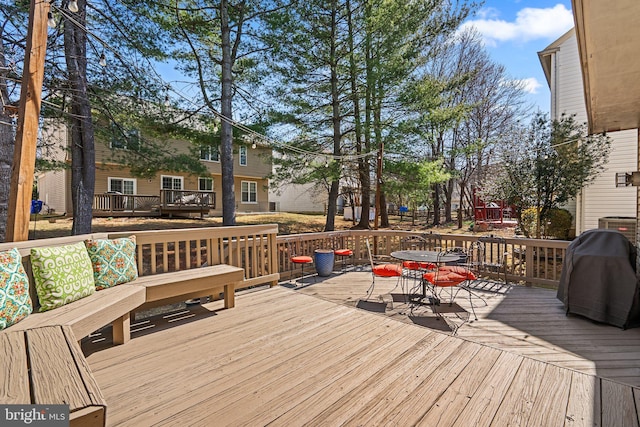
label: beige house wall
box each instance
[543,29,637,235]
[46,123,272,216]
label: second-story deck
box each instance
[92,189,216,217]
[83,269,640,425]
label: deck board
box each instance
[295,269,640,387]
[83,281,640,426]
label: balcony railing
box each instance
[277,230,569,288]
[93,193,160,213]
[160,189,216,210]
[93,190,216,216]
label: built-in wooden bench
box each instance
[0,225,278,426]
[132,264,244,311]
[0,233,245,344]
[1,325,106,427]
[7,284,146,345]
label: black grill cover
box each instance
[557,229,640,329]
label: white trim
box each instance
[200,146,220,162]
[160,175,184,190]
[107,176,137,194]
[240,180,257,204]
[198,176,214,191]
[110,128,140,150]
[239,146,247,166]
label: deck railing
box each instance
[99,225,567,289]
[160,189,215,209]
[93,194,160,213]
[109,224,279,291]
[276,230,569,288]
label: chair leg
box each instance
[299,263,304,286]
[466,283,478,321]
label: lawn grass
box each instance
[28,212,507,240]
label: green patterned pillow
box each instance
[84,236,138,290]
[31,242,95,312]
[0,248,33,329]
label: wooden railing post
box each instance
[525,245,535,287]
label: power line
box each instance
[45,2,377,163]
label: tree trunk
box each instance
[220,0,236,226]
[432,183,441,226]
[374,82,389,228]
[64,0,95,235]
[347,0,369,230]
[0,34,13,242]
[444,178,453,222]
[458,181,466,229]
[324,0,341,232]
[359,2,374,229]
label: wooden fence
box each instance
[277,230,570,288]
[102,225,567,289]
[109,224,279,291]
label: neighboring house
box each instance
[37,122,272,217]
[538,28,637,235]
[268,182,327,213]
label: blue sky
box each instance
[461,0,574,113]
[161,1,574,115]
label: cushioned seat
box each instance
[402,261,437,270]
[423,271,466,287]
[373,264,403,277]
[334,249,353,257]
[287,238,314,286]
[438,265,477,280]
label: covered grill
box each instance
[558,229,640,329]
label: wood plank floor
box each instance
[293,268,640,388]
[84,282,640,426]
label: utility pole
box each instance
[374,142,383,229]
[6,0,49,241]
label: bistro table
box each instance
[390,250,463,301]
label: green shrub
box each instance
[546,208,573,240]
[520,207,540,238]
[519,207,572,239]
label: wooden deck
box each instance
[296,269,640,388]
[83,275,640,426]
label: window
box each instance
[108,177,136,194]
[241,180,257,203]
[200,146,220,162]
[198,177,213,191]
[239,146,247,166]
[111,128,140,150]
[161,175,183,191]
[161,175,183,204]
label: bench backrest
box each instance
[0,233,110,312]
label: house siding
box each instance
[45,123,272,216]
[37,170,66,214]
[93,165,269,214]
[97,136,271,179]
[549,30,637,234]
[269,182,328,213]
[35,123,69,214]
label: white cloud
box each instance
[461,4,574,46]
[514,77,543,94]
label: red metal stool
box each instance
[291,255,313,286]
[334,248,353,273]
